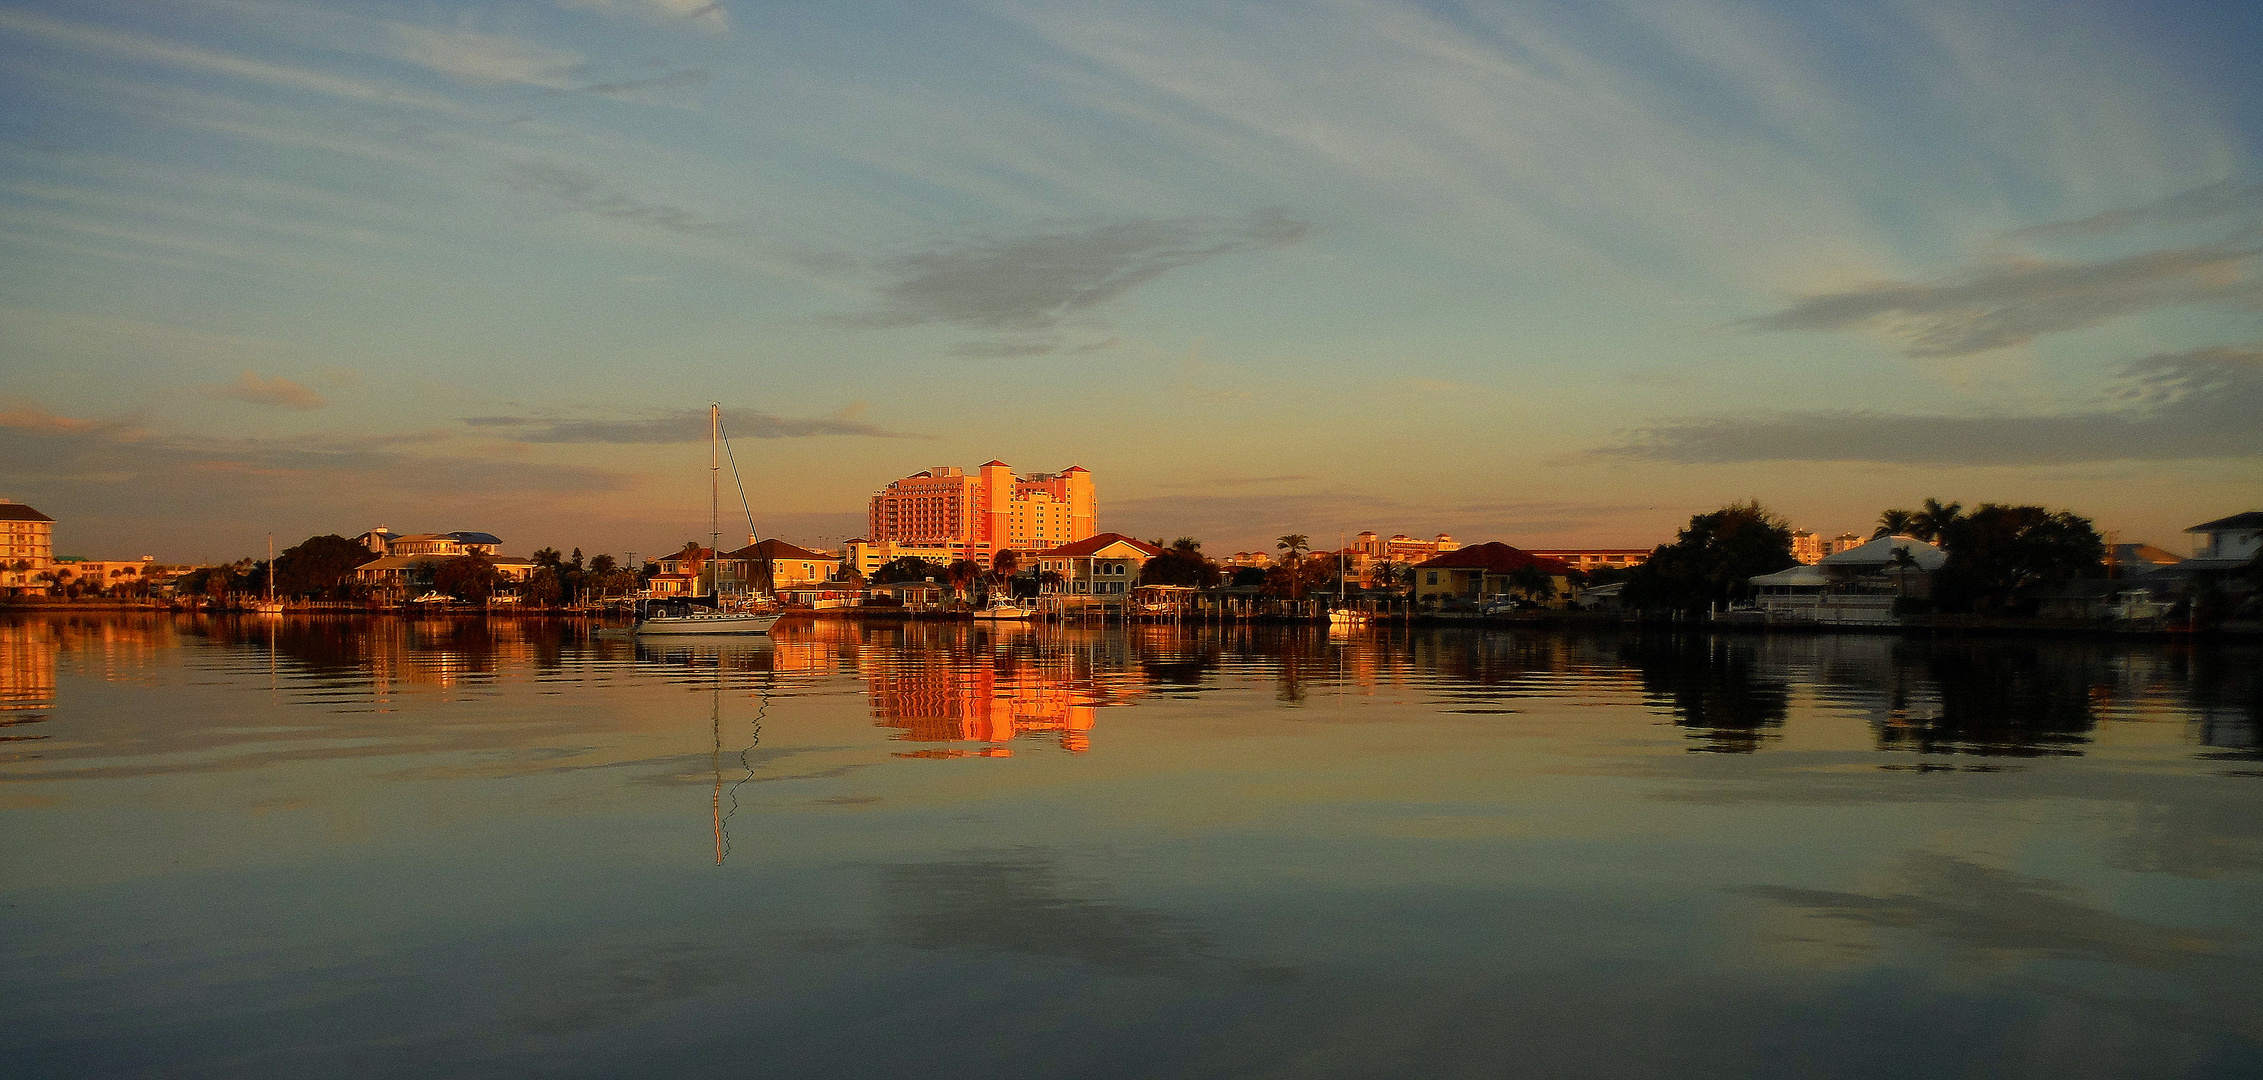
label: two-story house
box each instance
[1031,533,1161,613]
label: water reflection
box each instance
[6,614,2263,1078]
[3,616,2261,773]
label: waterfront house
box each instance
[1031,533,1161,614]
[2172,512,2263,575]
[719,538,844,594]
[0,500,54,595]
[1748,534,1946,625]
[1411,543,1575,608]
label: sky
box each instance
[1,0,2259,562]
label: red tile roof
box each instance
[0,503,53,522]
[1032,532,1160,558]
[1413,542,1574,575]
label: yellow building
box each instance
[1031,533,1161,612]
[1411,542,1577,608]
[1,500,54,593]
[867,461,1095,567]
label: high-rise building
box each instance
[867,462,1095,566]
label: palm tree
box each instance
[1910,498,1962,543]
[1874,509,1916,539]
[1275,535,1311,601]
[1888,546,1919,599]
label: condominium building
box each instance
[0,500,54,593]
[1337,531,1460,586]
[1525,548,1652,573]
[866,462,1095,566]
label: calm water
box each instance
[3,614,2259,1079]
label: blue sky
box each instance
[1,0,2258,561]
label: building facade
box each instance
[1525,548,1651,573]
[867,462,1095,567]
[1411,543,1576,608]
[1031,533,1161,613]
[0,500,54,594]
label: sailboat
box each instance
[252,533,285,615]
[634,404,781,637]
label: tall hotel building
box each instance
[866,462,1095,566]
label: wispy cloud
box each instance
[0,8,463,114]
[2005,179,2263,242]
[504,161,731,236]
[375,23,583,89]
[1597,345,2263,465]
[463,405,922,442]
[0,397,102,433]
[948,339,1061,358]
[0,400,637,557]
[558,0,729,34]
[203,371,328,410]
[842,210,1309,331]
[1738,243,2263,357]
[564,69,712,97]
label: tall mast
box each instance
[266,533,275,604]
[710,403,721,599]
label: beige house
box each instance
[1031,533,1161,613]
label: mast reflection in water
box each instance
[1,613,2258,1080]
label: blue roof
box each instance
[446,531,503,545]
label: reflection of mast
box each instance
[712,651,724,865]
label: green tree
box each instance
[523,567,564,606]
[1626,501,1795,614]
[1273,534,1312,599]
[1910,498,1964,542]
[433,554,503,601]
[1508,563,1558,605]
[1933,504,2104,614]
[1140,538,1221,588]
[1874,508,1917,539]
[589,553,618,575]
[275,534,373,599]
[873,556,942,584]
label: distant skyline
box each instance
[3,0,2259,562]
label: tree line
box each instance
[1615,498,2120,616]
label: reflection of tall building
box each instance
[864,642,1146,752]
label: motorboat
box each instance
[971,596,1036,620]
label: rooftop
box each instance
[0,502,54,522]
[1413,542,1574,575]
[2186,511,2263,533]
[1033,532,1162,558]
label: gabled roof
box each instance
[0,503,53,522]
[1062,465,1088,473]
[1412,542,1573,575]
[980,459,1010,468]
[722,538,834,561]
[1819,534,1948,570]
[1032,532,1160,558]
[2186,511,2263,533]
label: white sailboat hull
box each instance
[633,612,782,636]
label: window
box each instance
[1426,571,1438,585]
